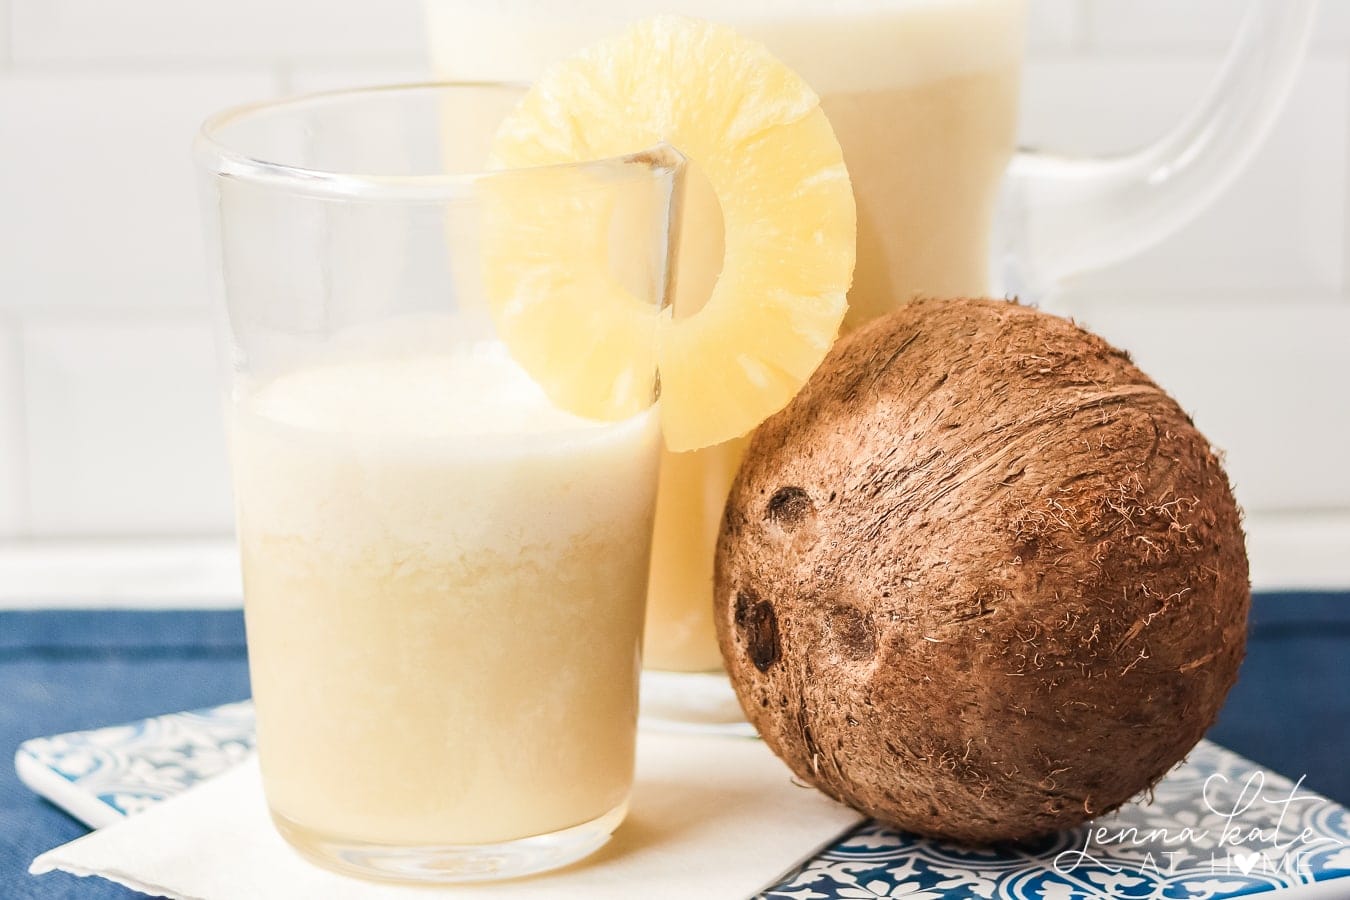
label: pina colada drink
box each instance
[645,437,745,671]
[429,0,1025,673]
[647,1,1023,672]
[232,325,660,846]
[729,0,1024,326]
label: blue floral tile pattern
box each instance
[15,703,1350,898]
[760,742,1350,899]
[16,701,256,820]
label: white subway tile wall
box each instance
[286,62,432,95]
[0,315,25,536]
[1024,58,1349,298]
[0,0,10,67]
[1086,1,1350,51]
[1025,0,1082,49]
[9,0,423,63]
[22,316,232,536]
[0,71,277,313]
[0,2,1345,573]
[1085,1,1248,48]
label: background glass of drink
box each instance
[195,84,678,883]
[424,0,1314,728]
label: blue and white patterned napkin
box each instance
[17,703,1350,899]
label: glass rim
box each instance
[193,80,683,201]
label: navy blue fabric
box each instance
[1208,592,1350,804]
[0,595,1346,898]
[1,610,249,899]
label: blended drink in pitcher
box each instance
[231,323,660,848]
[760,0,1026,325]
[427,0,1025,673]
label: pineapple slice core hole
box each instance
[669,161,725,321]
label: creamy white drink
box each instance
[231,325,660,846]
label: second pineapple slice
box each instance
[489,15,856,452]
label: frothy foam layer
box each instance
[427,0,1026,93]
[247,343,613,439]
[231,338,662,556]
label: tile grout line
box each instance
[0,0,10,71]
[1341,56,1350,303]
[1068,0,1090,53]
[14,318,30,537]
[4,53,425,78]
[1,311,32,537]
[1075,0,1094,54]
[13,305,213,326]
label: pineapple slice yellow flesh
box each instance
[487,15,856,451]
[480,166,663,420]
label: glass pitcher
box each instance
[424,0,1316,726]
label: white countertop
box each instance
[0,512,1347,608]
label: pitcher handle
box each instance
[996,0,1318,302]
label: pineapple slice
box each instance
[487,15,856,452]
[479,163,669,422]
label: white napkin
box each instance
[31,730,862,899]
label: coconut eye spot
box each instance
[733,589,781,673]
[767,486,814,530]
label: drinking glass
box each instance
[424,0,1316,729]
[195,84,679,882]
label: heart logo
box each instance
[1232,851,1264,875]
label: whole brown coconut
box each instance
[715,297,1249,845]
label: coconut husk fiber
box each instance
[715,297,1249,844]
